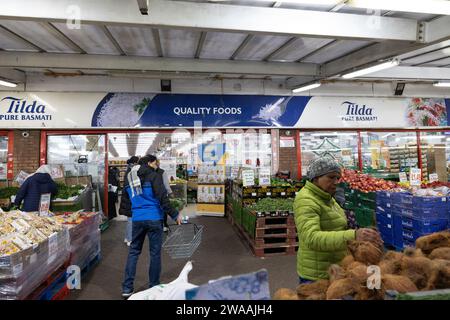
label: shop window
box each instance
[300,131,358,175]
[0,136,8,180]
[419,132,450,182]
[360,131,418,179]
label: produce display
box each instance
[0,211,64,256]
[274,230,450,300]
[55,183,85,200]
[0,187,19,200]
[340,169,397,192]
[54,211,98,226]
[247,198,294,213]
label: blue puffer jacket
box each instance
[14,173,58,212]
[120,165,178,222]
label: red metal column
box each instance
[39,130,47,166]
[296,130,302,179]
[357,131,363,171]
[416,131,423,179]
[7,131,14,180]
[104,133,109,217]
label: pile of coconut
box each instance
[274,230,450,300]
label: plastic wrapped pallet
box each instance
[67,212,101,269]
[0,228,70,300]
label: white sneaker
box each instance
[126,241,131,246]
[163,227,169,232]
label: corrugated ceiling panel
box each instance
[159,29,200,58]
[302,40,371,64]
[0,20,78,53]
[200,32,248,59]
[107,26,158,56]
[420,57,450,67]
[403,47,450,65]
[52,23,120,55]
[0,27,38,51]
[235,35,292,60]
[268,37,334,62]
[388,12,439,21]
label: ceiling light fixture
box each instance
[433,81,450,87]
[292,82,321,93]
[0,79,17,88]
[341,59,400,79]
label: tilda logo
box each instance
[341,101,378,122]
[0,97,52,121]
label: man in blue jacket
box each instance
[14,165,58,212]
[121,155,182,298]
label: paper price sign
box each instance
[242,170,255,187]
[259,168,271,186]
[429,173,438,183]
[39,193,51,217]
[409,168,422,186]
[399,172,407,183]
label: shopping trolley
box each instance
[162,223,203,259]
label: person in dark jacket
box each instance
[120,156,139,246]
[14,165,58,212]
[108,166,120,220]
[121,155,182,298]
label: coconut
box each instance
[354,285,385,300]
[348,241,383,265]
[379,259,402,275]
[426,259,450,290]
[382,274,418,293]
[401,256,434,290]
[383,251,404,263]
[296,280,329,300]
[348,264,369,284]
[273,288,298,300]
[403,247,425,258]
[429,247,450,260]
[305,293,326,300]
[328,264,347,283]
[326,278,355,300]
[415,231,450,254]
[340,255,355,270]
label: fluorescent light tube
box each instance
[0,79,17,88]
[292,82,321,93]
[342,60,399,79]
[433,81,450,87]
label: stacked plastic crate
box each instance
[376,191,449,250]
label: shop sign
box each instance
[340,101,378,122]
[242,169,255,187]
[410,168,422,186]
[429,173,439,183]
[0,97,52,121]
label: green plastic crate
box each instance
[354,207,375,227]
[357,191,377,201]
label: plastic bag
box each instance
[127,261,197,300]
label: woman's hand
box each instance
[356,228,384,248]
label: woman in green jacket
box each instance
[294,157,382,283]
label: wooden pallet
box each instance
[255,215,295,228]
[254,225,297,238]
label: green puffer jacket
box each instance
[294,181,356,280]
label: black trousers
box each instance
[108,192,118,220]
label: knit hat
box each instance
[306,157,341,181]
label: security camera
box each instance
[137,0,149,15]
[21,131,30,138]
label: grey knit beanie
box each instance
[306,157,341,181]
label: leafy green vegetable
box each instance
[55,183,85,199]
[0,187,19,199]
[247,198,294,212]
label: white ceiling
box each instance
[0,0,449,89]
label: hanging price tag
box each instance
[399,172,407,183]
[429,173,438,183]
[409,168,422,186]
[242,170,255,187]
[259,168,271,186]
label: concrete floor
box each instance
[67,215,298,300]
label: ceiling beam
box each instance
[152,28,163,57]
[230,34,253,60]
[102,25,126,56]
[425,16,450,43]
[195,31,207,59]
[0,68,26,83]
[0,0,418,41]
[0,51,318,77]
[263,37,297,61]
[38,22,86,53]
[356,66,450,80]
